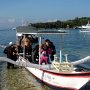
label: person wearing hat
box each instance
[3,42,12,54]
[3,42,13,68]
[9,42,12,46]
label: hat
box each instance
[9,42,12,45]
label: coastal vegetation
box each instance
[30,17,90,29]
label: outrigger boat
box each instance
[0,28,90,90]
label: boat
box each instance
[0,28,90,90]
[79,21,90,32]
[12,27,16,30]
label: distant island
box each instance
[28,17,90,29]
[17,17,90,30]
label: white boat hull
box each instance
[26,66,90,90]
[80,29,90,32]
[0,57,89,89]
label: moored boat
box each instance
[79,21,90,32]
[16,29,90,90]
[1,28,90,90]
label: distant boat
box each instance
[12,27,16,30]
[79,21,90,32]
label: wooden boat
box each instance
[1,29,90,90]
[16,29,90,90]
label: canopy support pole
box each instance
[23,34,25,59]
[60,50,62,63]
[39,34,42,65]
[60,34,62,63]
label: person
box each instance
[32,39,56,65]
[23,34,32,62]
[19,35,23,46]
[9,44,18,68]
[4,42,18,68]
[17,42,23,54]
[40,39,53,64]
[50,41,56,61]
[32,45,39,64]
[10,44,18,61]
[3,42,12,54]
[3,42,14,68]
[17,35,23,53]
[29,34,38,43]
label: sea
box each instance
[0,29,90,90]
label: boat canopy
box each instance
[16,26,68,36]
[37,30,68,34]
[16,26,37,36]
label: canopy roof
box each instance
[16,26,68,36]
[37,30,68,34]
[16,25,37,33]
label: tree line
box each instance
[30,17,90,29]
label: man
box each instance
[24,35,32,62]
[3,42,13,68]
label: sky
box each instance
[0,0,90,28]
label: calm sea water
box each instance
[0,29,90,90]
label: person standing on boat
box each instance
[50,41,56,61]
[40,39,53,64]
[19,35,23,46]
[23,34,32,62]
[32,45,39,64]
[17,35,23,53]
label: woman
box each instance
[40,39,52,64]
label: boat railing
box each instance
[52,54,74,72]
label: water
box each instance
[0,29,90,90]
